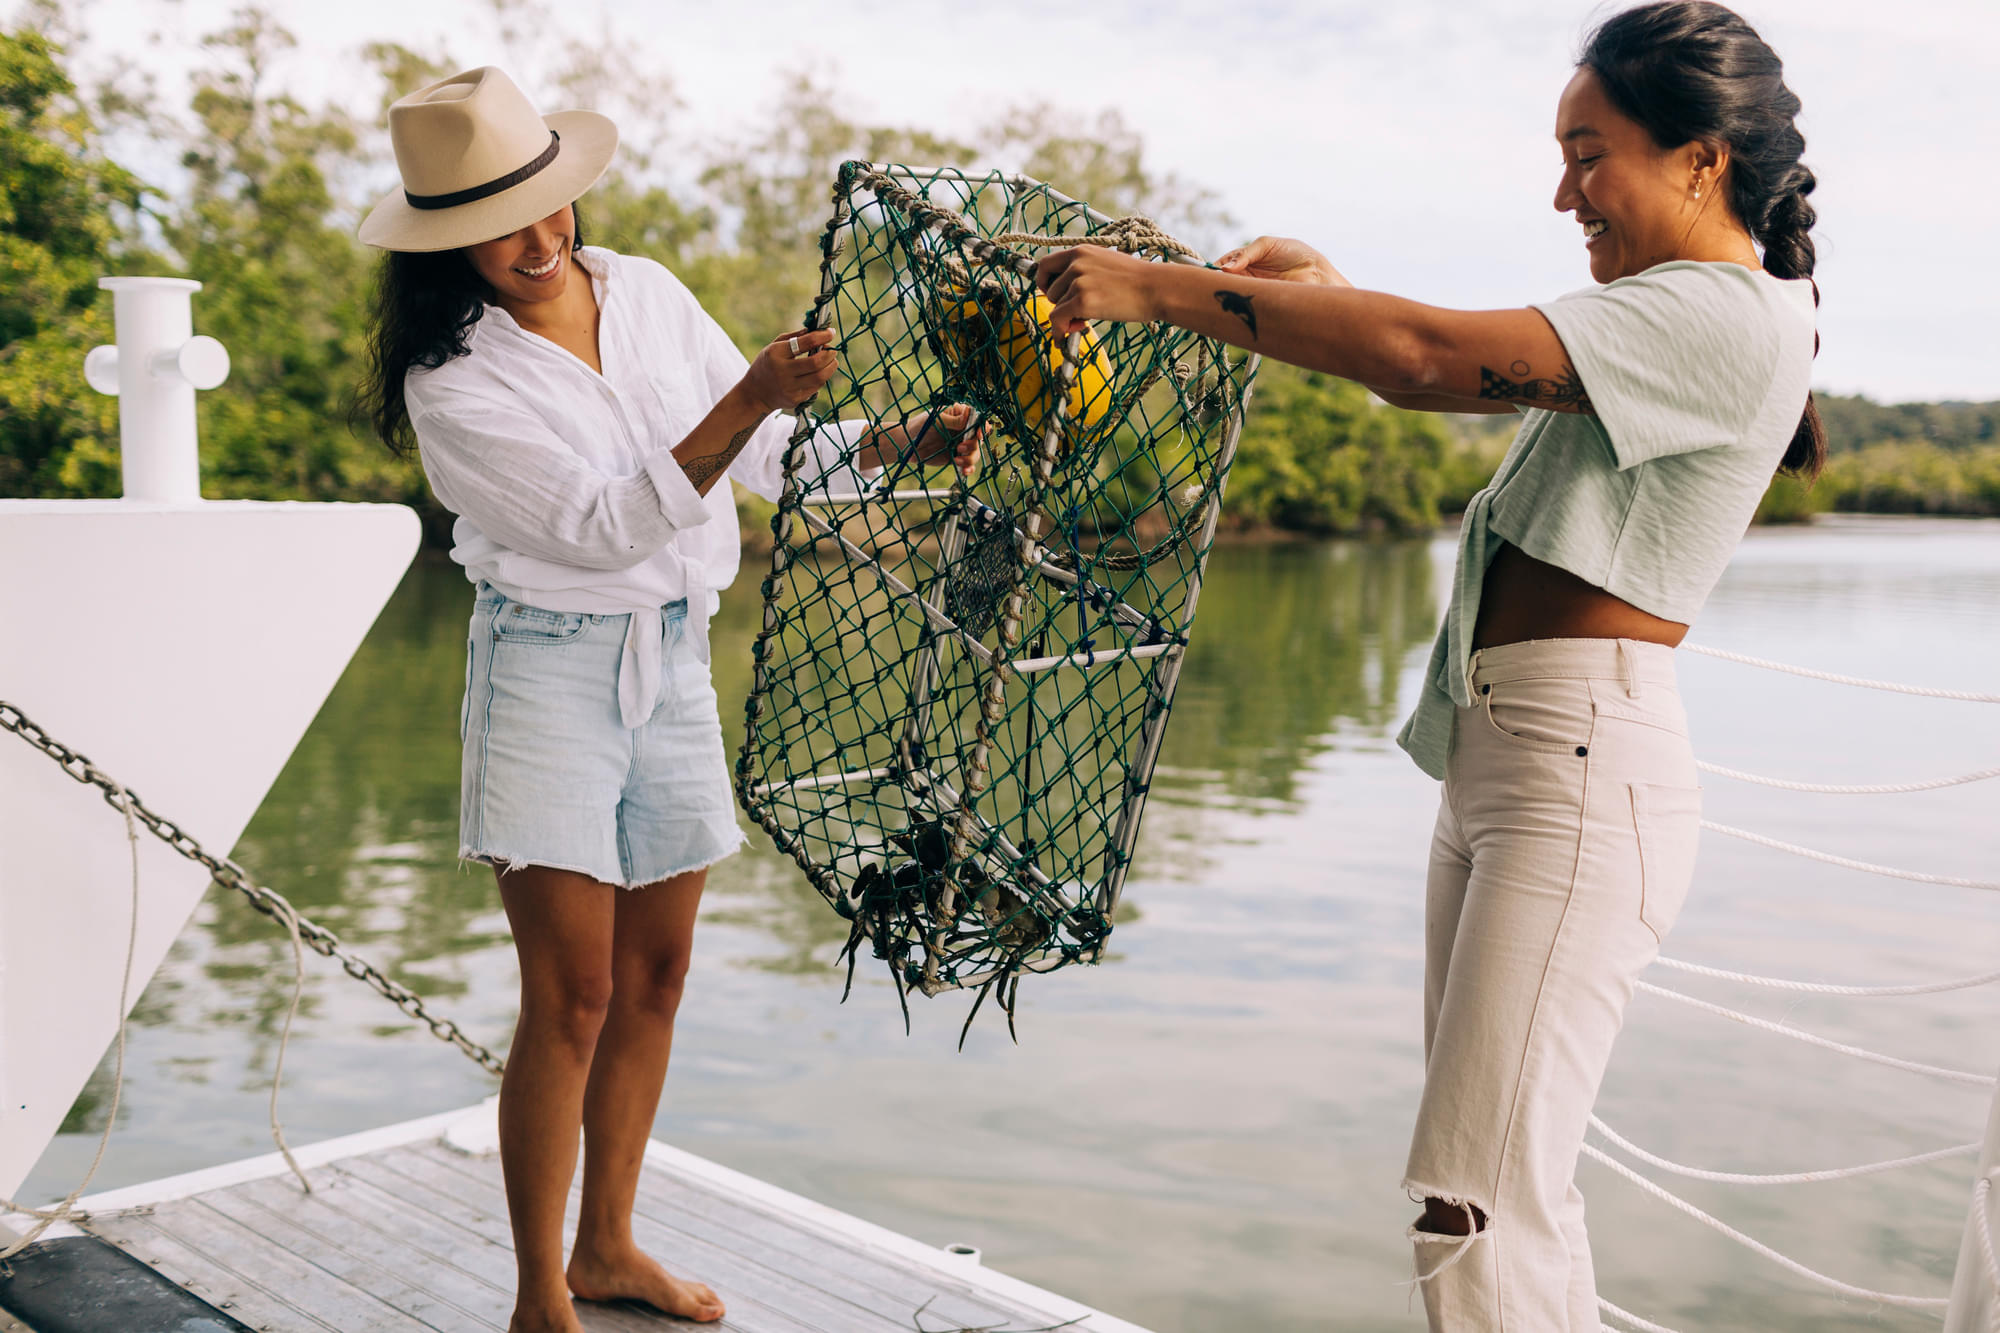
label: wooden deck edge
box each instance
[46,1099,1152,1333]
[54,1102,480,1218]
[449,1100,1152,1333]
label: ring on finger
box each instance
[788,335,802,358]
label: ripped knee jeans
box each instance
[1404,639,1701,1331]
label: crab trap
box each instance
[735,163,1260,1027]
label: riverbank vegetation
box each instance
[3,6,1993,544]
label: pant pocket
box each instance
[1631,782,1703,942]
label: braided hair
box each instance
[1581,2,1825,478]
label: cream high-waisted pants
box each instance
[1405,638,1702,1331]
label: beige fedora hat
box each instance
[359,66,617,252]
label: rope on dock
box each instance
[0,785,140,1257]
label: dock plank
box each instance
[626,1167,1019,1330]
[62,1117,1141,1333]
[220,1174,510,1332]
[284,1169,719,1333]
[410,1144,925,1333]
[154,1197,436,1333]
[354,1149,809,1333]
[85,1209,366,1333]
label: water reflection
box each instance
[1159,540,1437,808]
[28,522,1999,1333]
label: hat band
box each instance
[405,131,562,212]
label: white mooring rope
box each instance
[0,784,141,1258]
[1599,1297,1685,1333]
[1681,642,2000,703]
[1637,982,1997,1087]
[1583,1143,1951,1310]
[1654,954,2000,998]
[1696,758,2000,795]
[1702,819,2000,891]
[1590,1116,1979,1186]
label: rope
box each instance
[1,783,141,1257]
[1582,1143,1951,1310]
[1696,759,2000,795]
[1636,981,1996,1087]
[1681,642,2000,703]
[1590,1116,1979,1186]
[1702,819,2000,891]
[991,217,1199,259]
[265,893,312,1194]
[0,700,507,1077]
[1599,1299,1684,1333]
[1654,954,2000,997]
[1975,1174,2000,1333]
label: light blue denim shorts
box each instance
[459,582,745,888]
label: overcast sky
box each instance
[55,0,2000,402]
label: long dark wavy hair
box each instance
[352,205,586,456]
[1580,2,1825,479]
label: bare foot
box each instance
[567,1245,726,1323]
[507,1296,584,1333]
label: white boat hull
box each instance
[0,499,418,1200]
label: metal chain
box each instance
[1,700,507,1077]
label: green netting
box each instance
[735,162,1260,1033]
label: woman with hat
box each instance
[355,67,980,1332]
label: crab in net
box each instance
[735,163,1260,1038]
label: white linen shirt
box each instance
[406,246,872,729]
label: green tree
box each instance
[0,18,147,496]
[163,8,423,508]
[1228,362,1465,534]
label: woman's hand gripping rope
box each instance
[906,403,988,480]
[746,327,840,410]
[1034,232,1353,337]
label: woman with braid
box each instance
[1034,3,1820,1327]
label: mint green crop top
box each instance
[1397,260,1818,779]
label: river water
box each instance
[24,515,2000,1332]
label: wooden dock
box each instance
[16,1102,1147,1333]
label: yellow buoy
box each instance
[936,291,1114,454]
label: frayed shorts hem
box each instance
[457,833,744,890]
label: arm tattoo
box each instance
[681,424,758,489]
[1213,290,1259,340]
[1478,360,1593,413]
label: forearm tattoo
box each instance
[1213,290,1259,340]
[682,424,758,488]
[1479,360,1593,413]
